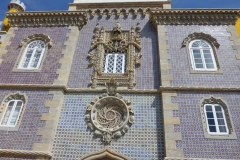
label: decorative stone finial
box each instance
[8,0,26,12]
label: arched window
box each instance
[18,40,46,69]
[200,96,237,139]
[189,40,217,71]
[103,53,126,73]
[1,100,23,126]
[204,104,228,134]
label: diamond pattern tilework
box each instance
[52,93,164,160]
[0,27,68,84]
[172,91,240,159]
[0,89,50,150]
[167,25,240,88]
[67,14,160,89]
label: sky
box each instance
[0,0,240,20]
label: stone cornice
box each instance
[6,11,88,29]
[0,149,52,159]
[69,2,171,18]
[0,84,239,93]
[151,9,240,25]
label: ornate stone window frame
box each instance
[13,34,52,72]
[200,96,237,139]
[182,32,223,74]
[0,92,28,131]
[88,22,142,89]
[81,147,131,160]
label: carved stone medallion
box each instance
[85,79,134,144]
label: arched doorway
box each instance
[81,147,130,160]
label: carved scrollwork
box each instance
[19,34,52,48]
[88,21,142,89]
[4,92,26,103]
[182,32,220,48]
[85,79,134,144]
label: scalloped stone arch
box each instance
[19,34,52,48]
[182,32,220,48]
[81,148,131,160]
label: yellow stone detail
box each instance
[236,16,240,37]
[3,8,18,32]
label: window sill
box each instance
[0,125,19,131]
[204,132,237,139]
[190,68,223,74]
[12,68,41,72]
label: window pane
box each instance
[205,105,212,111]
[192,41,200,47]
[195,64,204,69]
[206,64,214,69]
[115,54,124,73]
[201,41,210,47]
[207,112,214,118]
[217,119,225,125]
[193,49,200,54]
[216,112,223,118]
[209,126,217,132]
[203,50,211,54]
[1,106,12,125]
[9,106,21,126]
[30,53,41,68]
[208,119,215,125]
[205,59,213,63]
[106,54,114,73]
[219,126,227,132]
[194,59,203,63]
[215,106,222,111]
[203,54,212,59]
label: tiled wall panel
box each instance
[173,91,240,159]
[52,93,164,160]
[67,14,160,89]
[167,25,240,88]
[0,27,68,84]
[0,89,50,150]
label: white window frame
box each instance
[189,39,217,71]
[103,53,126,73]
[204,104,229,135]
[18,40,46,70]
[0,100,24,127]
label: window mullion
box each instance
[190,49,196,70]
[121,54,125,73]
[212,105,220,134]
[28,49,36,69]
[200,48,207,70]
[113,54,117,73]
[105,54,109,73]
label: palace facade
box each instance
[0,0,240,159]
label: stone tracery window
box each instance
[88,22,142,89]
